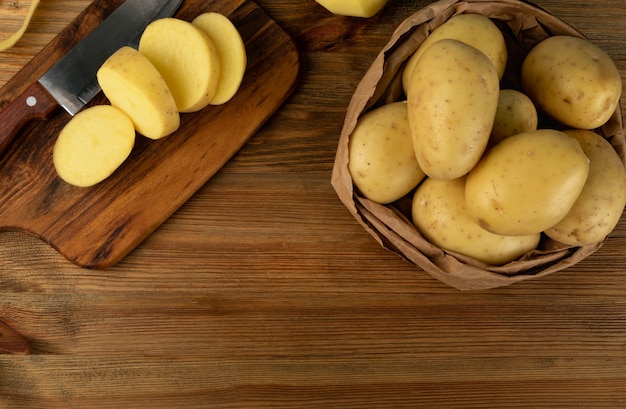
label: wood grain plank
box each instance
[0,0,625,408]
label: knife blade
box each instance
[0,0,184,156]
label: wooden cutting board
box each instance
[0,0,299,268]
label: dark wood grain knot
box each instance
[297,18,369,52]
[0,319,31,355]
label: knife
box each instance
[0,0,184,156]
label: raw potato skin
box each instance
[349,101,425,204]
[97,46,180,140]
[545,130,626,246]
[139,18,221,113]
[465,129,590,236]
[490,89,538,145]
[407,39,499,180]
[53,105,135,187]
[521,36,622,130]
[314,0,388,18]
[192,12,247,105]
[412,177,541,265]
[402,13,507,95]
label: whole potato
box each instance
[490,89,538,144]
[407,39,499,180]
[545,129,626,246]
[465,129,590,236]
[412,177,541,265]
[349,101,425,204]
[402,13,507,95]
[521,36,622,130]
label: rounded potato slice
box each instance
[192,12,247,105]
[139,17,221,113]
[53,105,135,187]
[97,46,180,140]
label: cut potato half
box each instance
[97,46,180,140]
[315,0,388,18]
[53,105,135,187]
[192,12,247,105]
[139,17,221,113]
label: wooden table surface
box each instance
[1,0,625,407]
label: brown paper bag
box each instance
[331,0,625,291]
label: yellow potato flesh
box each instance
[412,177,540,265]
[521,36,622,130]
[491,89,538,144]
[97,46,180,140]
[139,18,221,113]
[192,12,247,105]
[402,14,507,95]
[465,129,590,236]
[314,0,388,18]
[53,105,135,187]
[348,101,425,204]
[407,39,499,180]
[545,130,626,246]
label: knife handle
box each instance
[0,82,60,156]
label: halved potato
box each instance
[314,0,388,18]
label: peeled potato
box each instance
[412,177,541,265]
[192,12,247,105]
[139,17,221,113]
[53,105,135,187]
[97,46,180,140]
[545,129,626,246]
[0,0,40,51]
[314,0,388,18]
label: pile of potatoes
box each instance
[348,14,625,265]
[53,12,247,188]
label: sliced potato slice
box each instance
[53,105,135,187]
[139,17,221,113]
[97,46,180,140]
[192,12,247,105]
